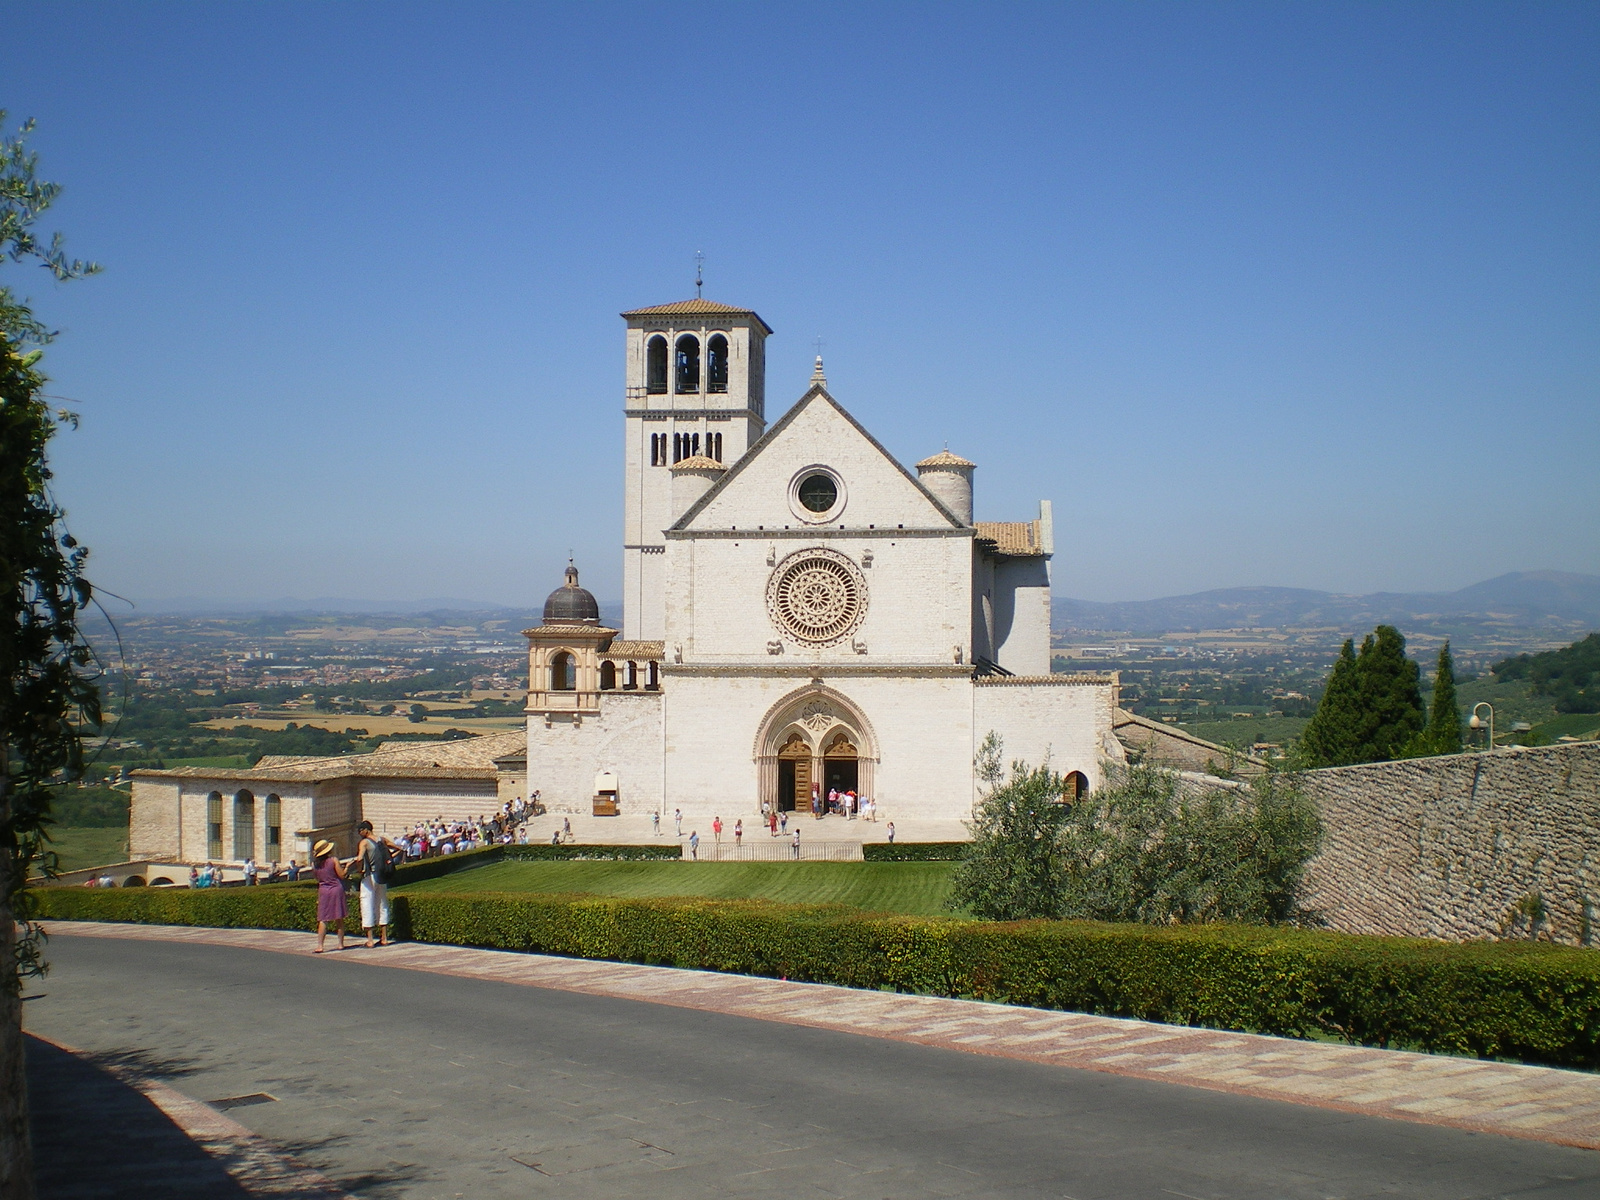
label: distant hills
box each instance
[1053,572,1600,634]
[132,571,1599,638]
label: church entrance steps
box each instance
[683,839,863,862]
[511,810,972,848]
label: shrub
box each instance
[862,842,967,862]
[949,745,1323,925]
[33,886,1600,1068]
[1055,764,1322,925]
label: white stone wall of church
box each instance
[526,692,664,815]
[991,557,1052,677]
[666,534,973,665]
[688,394,961,533]
[662,673,976,822]
[973,682,1114,793]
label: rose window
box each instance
[767,550,867,646]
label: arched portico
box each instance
[752,685,878,815]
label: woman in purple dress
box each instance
[312,839,349,953]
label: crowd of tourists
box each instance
[395,791,545,859]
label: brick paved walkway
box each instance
[46,920,1600,1153]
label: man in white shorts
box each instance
[355,819,406,947]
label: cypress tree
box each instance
[1426,641,1462,754]
[1352,624,1425,762]
[1298,639,1361,767]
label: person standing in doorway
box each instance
[312,839,348,953]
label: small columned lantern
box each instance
[523,561,618,726]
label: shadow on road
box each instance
[26,1033,253,1199]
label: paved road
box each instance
[25,935,1600,1199]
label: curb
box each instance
[28,1030,357,1200]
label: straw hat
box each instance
[313,839,334,860]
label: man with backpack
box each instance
[355,820,406,948]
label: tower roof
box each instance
[542,561,601,625]
[621,298,773,333]
[668,454,725,472]
[916,449,976,470]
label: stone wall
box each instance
[1302,742,1600,944]
[527,691,665,814]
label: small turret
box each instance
[916,449,975,525]
[669,454,725,520]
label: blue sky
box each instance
[8,1,1597,606]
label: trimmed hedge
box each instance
[34,886,1600,1068]
[863,842,968,862]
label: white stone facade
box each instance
[527,298,1118,827]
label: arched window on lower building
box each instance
[1063,771,1089,803]
[600,661,616,690]
[233,790,256,860]
[624,660,638,690]
[675,334,700,394]
[646,661,660,690]
[707,334,729,393]
[646,335,668,394]
[550,652,577,691]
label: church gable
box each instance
[674,385,963,532]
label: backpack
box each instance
[377,845,401,886]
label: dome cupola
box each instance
[542,560,600,625]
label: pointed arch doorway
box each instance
[753,686,878,817]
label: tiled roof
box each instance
[604,640,665,659]
[975,520,1047,557]
[916,449,975,469]
[621,299,773,333]
[670,455,724,471]
[133,730,527,783]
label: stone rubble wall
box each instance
[1301,742,1600,945]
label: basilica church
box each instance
[516,297,1120,835]
[132,298,1241,863]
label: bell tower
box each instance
[619,298,771,640]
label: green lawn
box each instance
[399,860,960,917]
[45,827,130,872]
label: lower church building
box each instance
[132,297,1233,863]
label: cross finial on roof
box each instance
[695,251,703,298]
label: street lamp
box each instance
[1469,702,1495,752]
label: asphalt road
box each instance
[24,935,1600,1200]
